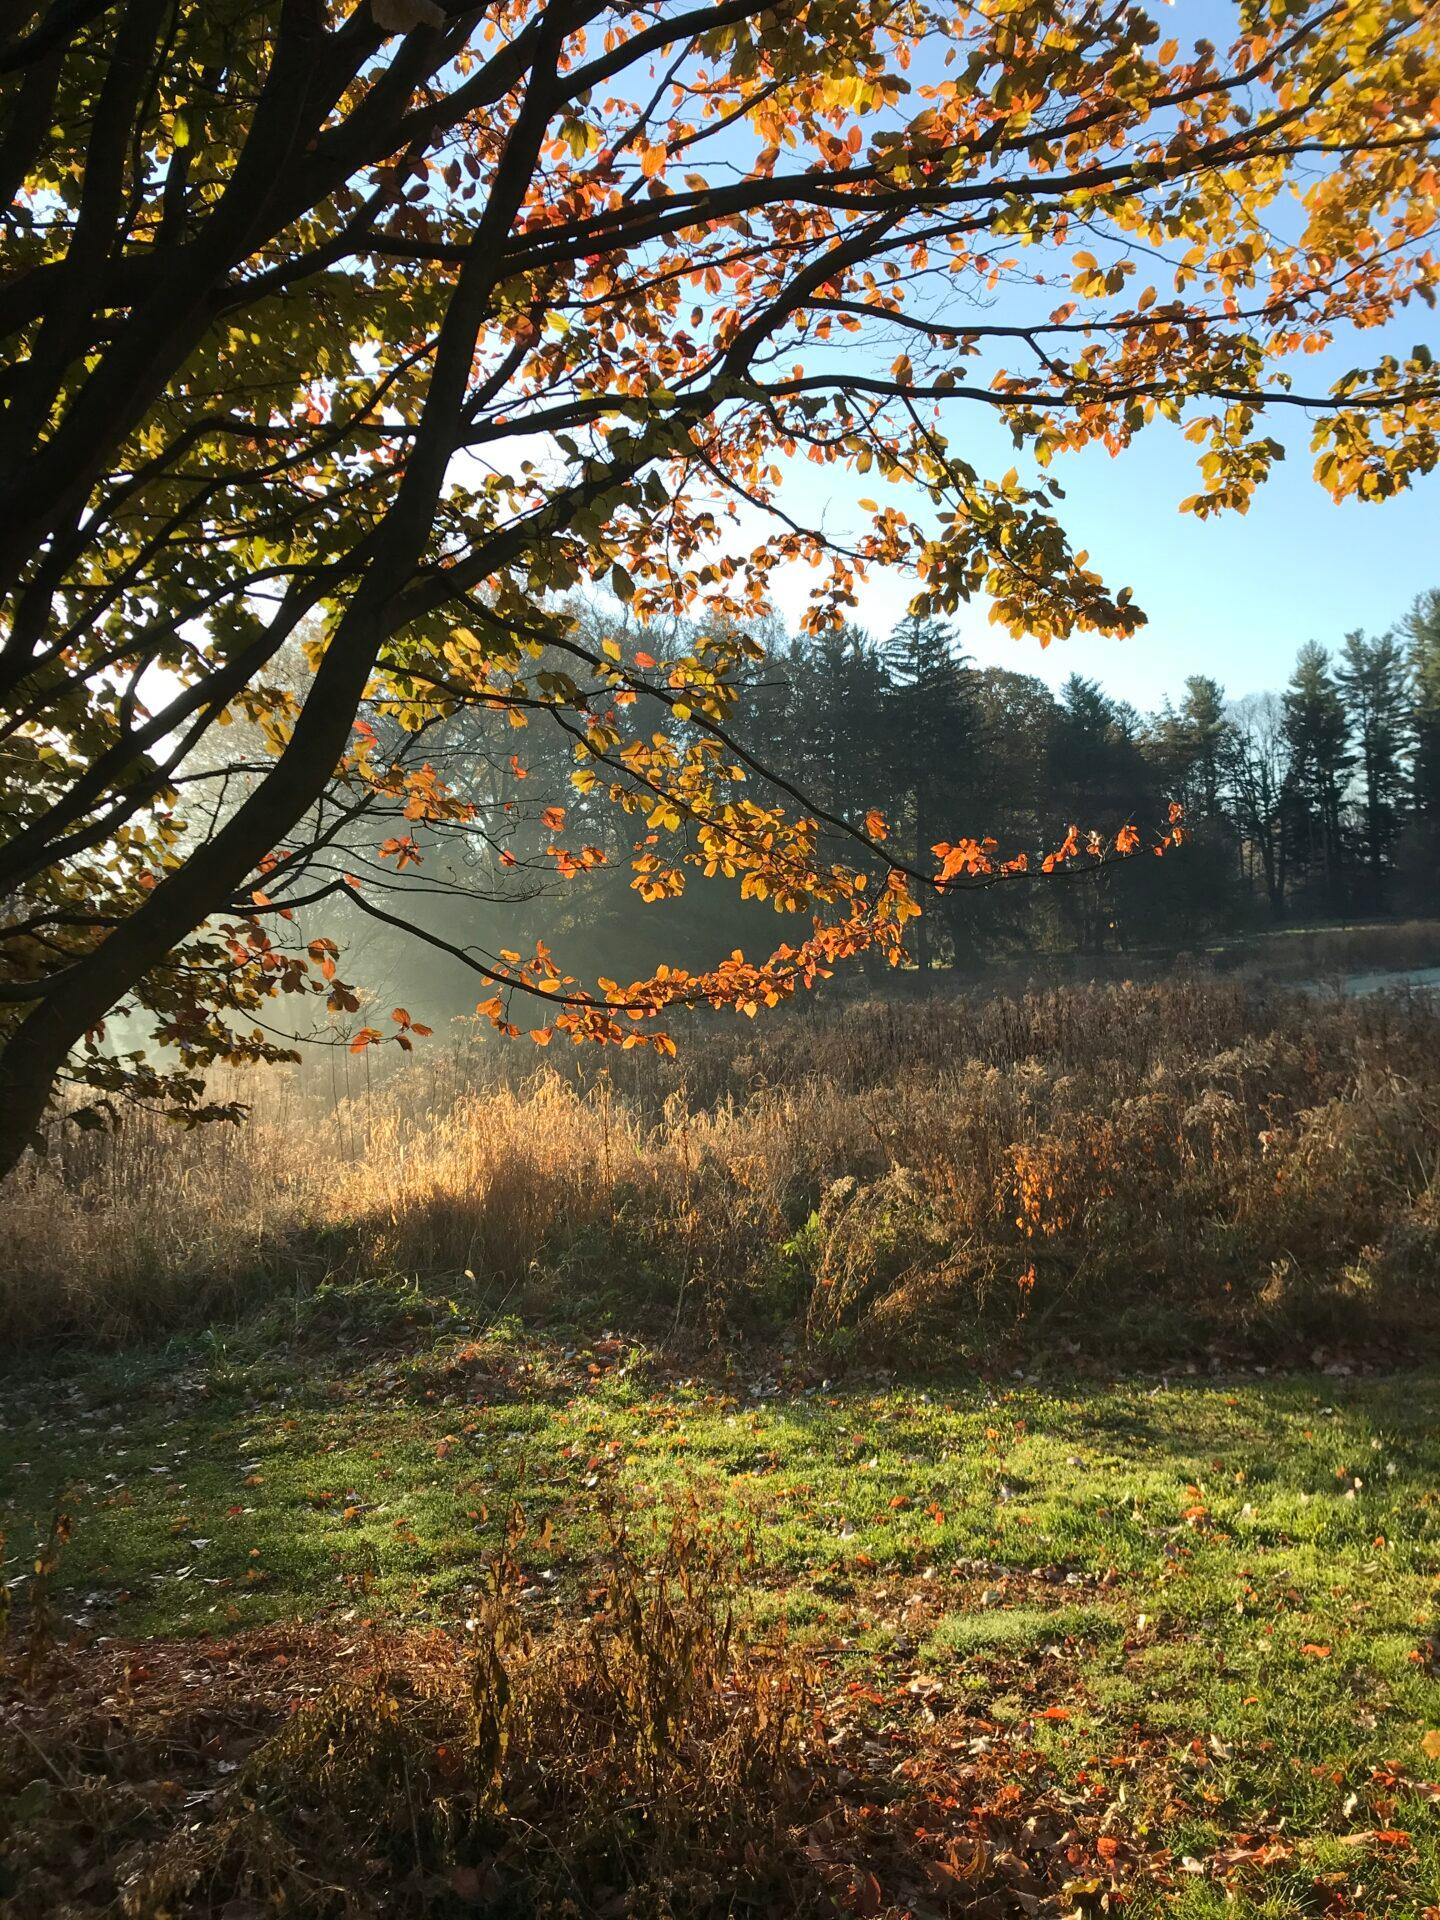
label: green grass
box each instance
[3,1296,1439,1915]
[924,1601,1121,1658]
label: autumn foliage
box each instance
[0,0,1437,1167]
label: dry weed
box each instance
[3,980,1438,1353]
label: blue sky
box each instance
[745,0,1440,716]
[766,420,1440,715]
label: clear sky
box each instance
[764,397,1440,718]
[746,0,1440,716]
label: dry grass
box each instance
[118,1493,823,1918]
[3,978,1439,1353]
[1213,917,1440,984]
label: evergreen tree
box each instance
[1281,643,1354,914]
[1336,631,1412,910]
[1051,676,1150,817]
[1405,589,1440,822]
[1180,675,1232,818]
[1049,676,1155,950]
[785,625,891,822]
[1397,589,1440,912]
[882,616,978,970]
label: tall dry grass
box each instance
[1212,916,1440,984]
[2,977,1438,1352]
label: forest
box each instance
[461,586,1440,974]
[247,583,1440,1037]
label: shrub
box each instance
[45,1496,825,1918]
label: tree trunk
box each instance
[0,596,388,1178]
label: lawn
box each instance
[3,1287,1438,1916]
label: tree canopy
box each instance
[1,0,1437,1171]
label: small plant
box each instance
[804,1169,950,1342]
[0,1509,72,1685]
[131,1490,821,1917]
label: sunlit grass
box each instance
[3,975,1440,1357]
[3,1310,1438,1914]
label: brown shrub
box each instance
[1,1494,1164,1918]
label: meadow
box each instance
[3,962,1440,1917]
[5,962,1440,1358]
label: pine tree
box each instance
[1405,590,1440,823]
[1336,631,1412,911]
[1281,643,1354,914]
[1396,589,1440,912]
[1179,676,1232,819]
[787,625,891,822]
[1149,675,1230,821]
[882,616,977,971]
[1049,676,1156,950]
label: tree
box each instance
[881,614,977,970]
[778,624,892,824]
[1336,630,1412,910]
[1282,642,1354,913]
[1397,587,1440,910]
[1406,590,1440,821]
[1226,691,1290,916]
[1151,676,1232,822]
[1048,676,1157,950]
[2,0,1437,1174]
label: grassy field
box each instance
[3,1290,1439,1917]
[4,975,1440,1359]
[4,971,1440,1915]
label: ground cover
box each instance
[3,1303,1437,1916]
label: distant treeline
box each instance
[321,587,1440,1004]
[711,585,1440,958]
